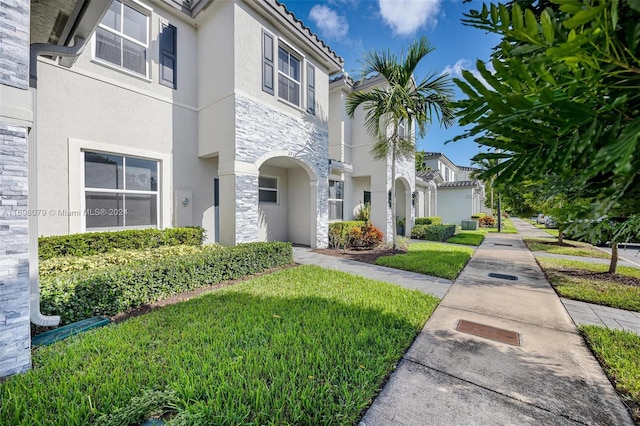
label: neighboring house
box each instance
[415,170,441,218]
[418,152,490,225]
[328,73,415,240]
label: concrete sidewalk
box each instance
[359,232,634,425]
[293,246,452,299]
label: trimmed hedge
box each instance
[40,242,292,324]
[39,245,210,279]
[411,224,457,242]
[415,216,442,226]
[39,227,205,260]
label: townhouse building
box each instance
[0,0,343,377]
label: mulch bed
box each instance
[313,247,405,265]
[558,269,640,288]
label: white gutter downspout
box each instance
[28,37,86,326]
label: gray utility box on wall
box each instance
[461,220,479,230]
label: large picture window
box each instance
[278,46,301,106]
[328,180,344,221]
[84,151,158,229]
[95,0,149,76]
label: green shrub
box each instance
[415,216,442,226]
[40,242,292,324]
[39,245,212,279]
[354,203,371,222]
[38,227,206,260]
[411,224,457,242]
[471,213,487,219]
[348,223,384,249]
[479,216,496,227]
[329,221,366,249]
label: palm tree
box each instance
[345,36,454,250]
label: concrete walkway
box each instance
[359,232,634,425]
[512,217,640,334]
[293,247,452,298]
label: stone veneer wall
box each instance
[0,0,31,377]
[0,125,31,377]
[385,155,416,241]
[234,95,329,248]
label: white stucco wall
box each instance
[288,166,311,245]
[33,1,225,240]
[257,165,289,242]
[437,187,474,225]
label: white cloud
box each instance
[443,58,491,88]
[308,5,349,41]
[378,0,442,36]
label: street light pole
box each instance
[497,194,502,233]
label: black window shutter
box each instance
[262,31,274,95]
[160,23,177,89]
[307,64,315,114]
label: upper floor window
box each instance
[278,46,301,107]
[95,0,149,77]
[398,120,406,138]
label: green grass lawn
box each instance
[537,257,640,312]
[524,237,609,259]
[446,232,485,246]
[0,266,439,426]
[581,326,640,423]
[486,217,518,234]
[375,242,474,280]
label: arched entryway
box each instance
[395,177,410,236]
[256,155,317,246]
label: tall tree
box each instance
[454,0,640,271]
[346,36,454,250]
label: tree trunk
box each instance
[557,224,563,244]
[391,141,397,251]
[609,242,618,274]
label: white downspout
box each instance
[28,37,86,326]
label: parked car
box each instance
[544,216,558,229]
[536,213,546,224]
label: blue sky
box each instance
[282,0,501,167]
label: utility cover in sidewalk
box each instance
[457,320,520,346]
[488,272,518,280]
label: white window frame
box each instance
[68,139,171,233]
[92,0,151,79]
[328,180,344,222]
[259,175,279,205]
[277,41,302,108]
[83,151,160,230]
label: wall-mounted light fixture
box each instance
[412,191,418,207]
[182,197,190,207]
